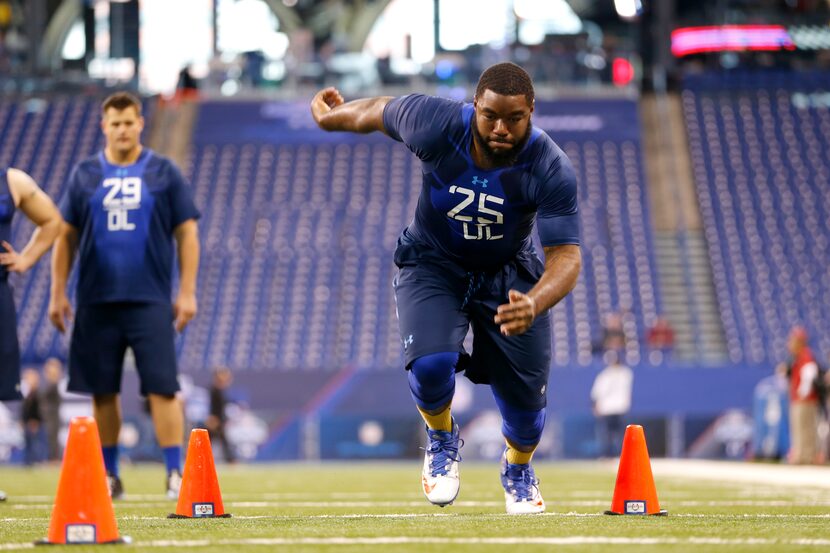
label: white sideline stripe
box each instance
[13,499,830,510]
[230,500,509,508]
[8,488,823,503]
[7,512,830,523]
[126,513,456,521]
[0,490,616,503]
[129,537,830,546]
[673,514,830,519]
[652,459,830,489]
[268,498,824,507]
[6,492,426,502]
[5,536,830,549]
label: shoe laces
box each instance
[503,463,539,501]
[423,428,463,477]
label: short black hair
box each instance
[475,62,534,106]
[101,91,142,115]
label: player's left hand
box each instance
[174,291,197,332]
[0,241,31,273]
[494,289,537,336]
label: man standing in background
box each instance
[207,366,236,464]
[49,92,201,499]
[1,165,62,500]
[21,368,43,465]
[1,167,62,401]
[590,351,633,458]
[41,358,63,462]
[778,326,821,464]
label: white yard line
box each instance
[6,511,830,525]
[129,536,830,546]
[672,513,830,519]
[4,536,830,550]
[652,459,830,489]
[11,498,830,510]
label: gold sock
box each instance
[505,441,535,465]
[417,405,453,432]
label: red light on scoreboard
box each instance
[671,25,796,57]
[612,58,634,86]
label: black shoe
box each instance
[107,474,124,500]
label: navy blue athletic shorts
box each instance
[393,238,552,411]
[68,302,179,396]
[0,280,22,401]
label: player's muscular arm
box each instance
[495,244,581,336]
[48,223,79,333]
[173,219,199,332]
[0,168,62,273]
[311,87,393,134]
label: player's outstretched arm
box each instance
[495,244,581,336]
[0,168,62,273]
[48,222,78,333]
[173,219,199,332]
[311,87,393,134]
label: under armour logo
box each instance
[403,334,414,349]
[471,176,488,188]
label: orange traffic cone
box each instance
[169,429,231,518]
[36,417,129,545]
[604,424,667,516]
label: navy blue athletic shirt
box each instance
[60,149,200,306]
[0,169,14,282]
[383,94,579,270]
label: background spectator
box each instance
[40,358,62,462]
[20,368,42,465]
[207,366,236,463]
[777,327,821,465]
[590,351,633,458]
[599,312,625,353]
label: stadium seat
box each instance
[682,71,830,363]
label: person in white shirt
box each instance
[591,351,633,458]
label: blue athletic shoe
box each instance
[420,421,462,506]
[500,450,545,514]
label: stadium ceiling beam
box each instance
[272,0,392,52]
[40,0,392,70]
[39,0,78,71]
[261,0,303,33]
[339,0,393,52]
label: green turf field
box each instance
[1,461,829,552]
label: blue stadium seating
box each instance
[682,71,830,364]
[1,98,103,361]
[180,140,409,371]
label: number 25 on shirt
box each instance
[446,185,504,241]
